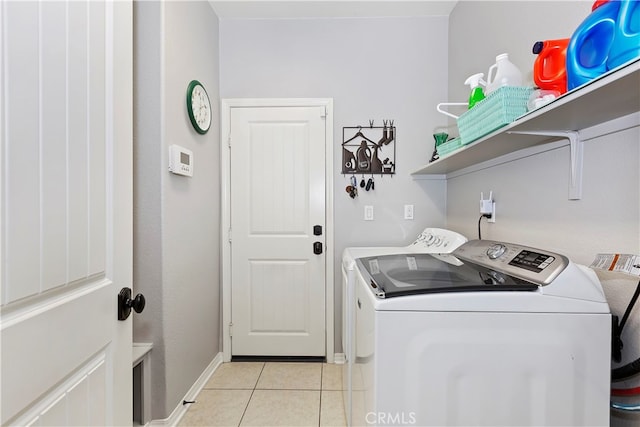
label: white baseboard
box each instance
[333,353,346,364]
[147,352,224,427]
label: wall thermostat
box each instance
[168,144,193,177]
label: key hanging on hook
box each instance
[347,175,358,199]
[366,174,374,191]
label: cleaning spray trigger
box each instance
[464,73,486,109]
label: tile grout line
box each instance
[253,388,324,391]
[318,363,324,427]
[236,362,266,427]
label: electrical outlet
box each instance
[364,205,374,221]
[404,204,414,220]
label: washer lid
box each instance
[356,253,538,299]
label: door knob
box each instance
[118,287,146,321]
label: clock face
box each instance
[186,80,211,134]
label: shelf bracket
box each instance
[508,130,582,200]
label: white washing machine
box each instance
[341,228,468,427]
[350,239,611,427]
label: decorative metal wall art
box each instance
[342,121,395,176]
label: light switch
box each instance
[364,205,374,221]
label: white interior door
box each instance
[230,105,327,357]
[1,1,133,425]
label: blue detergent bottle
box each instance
[566,0,620,90]
[607,0,640,69]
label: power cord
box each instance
[611,278,640,381]
[610,278,640,413]
[477,214,492,240]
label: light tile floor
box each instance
[179,362,347,427]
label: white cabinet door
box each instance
[230,105,327,356]
[1,1,133,425]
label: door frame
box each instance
[220,98,334,363]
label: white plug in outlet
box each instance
[480,191,496,223]
[404,204,414,220]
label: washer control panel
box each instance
[409,228,468,253]
[486,243,507,259]
[453,240,569,286]
[509,250,556,273]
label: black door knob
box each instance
[118,287,146,321]
[129,293,146,313]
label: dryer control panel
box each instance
[408,228,468,253]
[453,240,569,286]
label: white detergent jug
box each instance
[485,53,523,94]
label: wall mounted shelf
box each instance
[412,59,640,186]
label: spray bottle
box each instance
[464,73,486,109]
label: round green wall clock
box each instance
[186,80,212,134]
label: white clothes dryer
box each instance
[341,228,468,426]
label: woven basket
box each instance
[457,86,534,145]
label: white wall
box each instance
[448,3,640,425]
[219,16,450,351]
[133,0,221,419]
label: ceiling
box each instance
[209,1,459,19]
